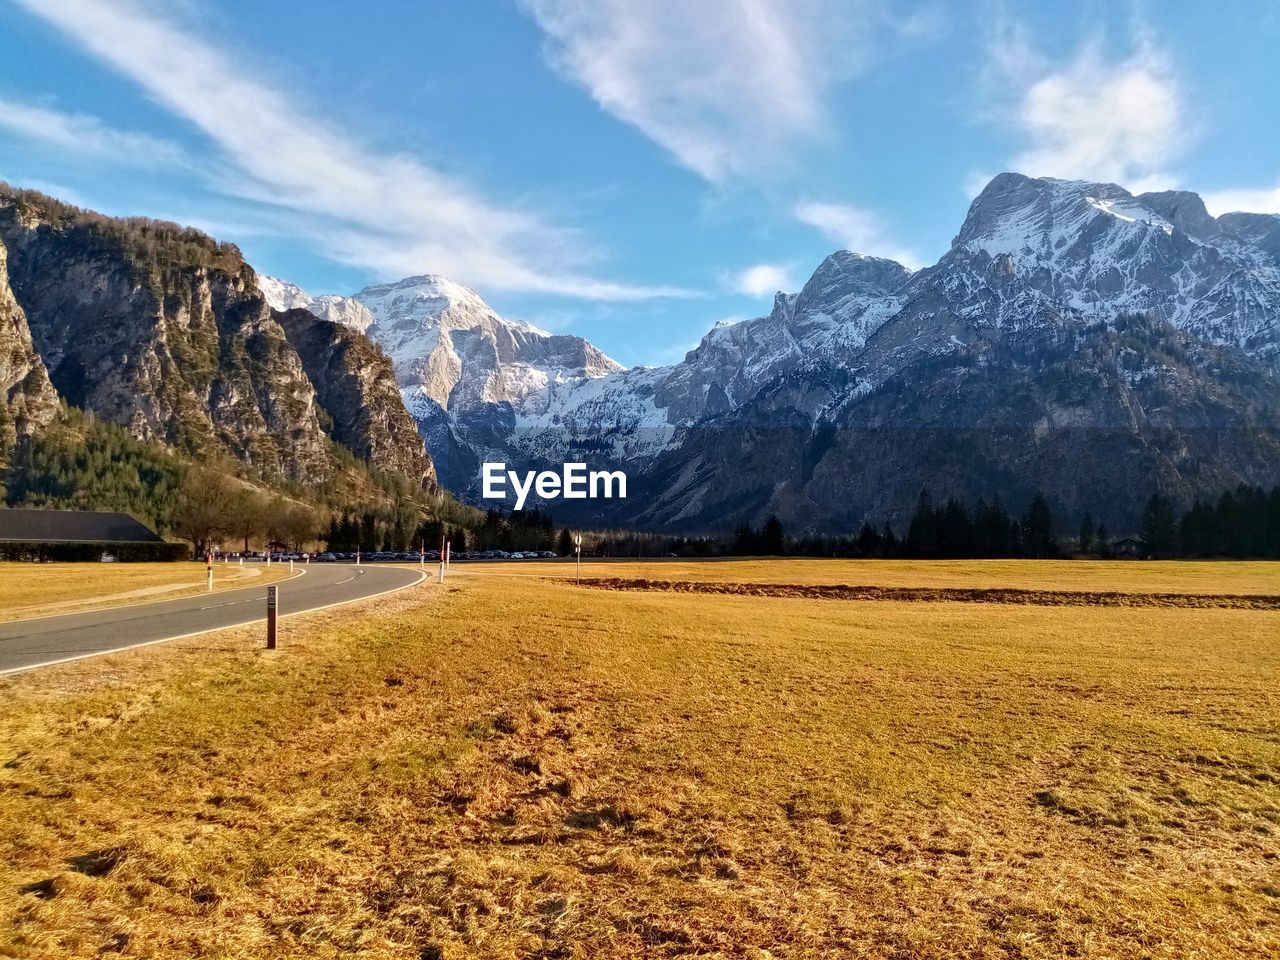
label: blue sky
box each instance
[1,0,1277,366]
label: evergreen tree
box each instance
[731,523,758,555]
[761,514,785,555]
[906,488,939,557]
[938,498,974,558]
[1023,493,1055,558]
[1078,513,1096,554]
[1140,494,1178,558]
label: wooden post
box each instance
[266,585,278,650]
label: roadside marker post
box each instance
[438,535,446,583]
[445,541,451,570]
[206,551,214,593]
[575,535,582,586]
[356,547,360,565]
[266,585,278,649]
[289,558,295,572]
[419,539,425,570]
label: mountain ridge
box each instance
[0,182,438,497]
[279,172,1280,531]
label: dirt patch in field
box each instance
[574,577,1280,609]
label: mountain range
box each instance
[263,173,1280,532]
[0,184,436,496]
[3,173,1278,533]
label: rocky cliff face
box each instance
[351,275,621,411]
[0,185,436,491]
[0,238,59,463]
[263,272,623,489]
[276,308,437,490]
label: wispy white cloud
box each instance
[1201,185,1280,216]
[793,200,922,268]
[0,97,188,167]
[11,0,685,301]
[724,263,796,297]
[519,0,875,182]
[984,27,1186,192]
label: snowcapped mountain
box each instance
[257,277,376,334]
[260,172,1280,531]
[256,275,314,312]
[352,275,620,412]
[257,272,624,489]
[430,173,1280,528]
[923,173,1280,358]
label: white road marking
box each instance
[0,567,426,676]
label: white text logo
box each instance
[481,462,627,510]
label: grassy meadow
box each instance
[0,562,298,622]
[476,556,1280,594]
[0,559,1277,958]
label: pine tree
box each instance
[1078,513,1096,554]
[1023,493,1055,558]
[906,488,939,558]
[1140,494,1178,558]
[761,514,785,555]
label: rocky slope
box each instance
[0,184,436,491]
[264,273,622,488]
[276,309,436,489]
[0,238,59,464]
[357,174,1280,531]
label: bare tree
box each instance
[227,488,268,553]
[265,497,318,552]
[281,504,318,551]
[172,465,236,557]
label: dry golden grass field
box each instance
[1,559,1278,959]
[481,556,1280,594]
[0,562,297,622]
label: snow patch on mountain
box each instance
[257,275,313,312]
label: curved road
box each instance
[0,564,425,676]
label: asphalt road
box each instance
[0,563,425,675]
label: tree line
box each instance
[570,485,1280,560]
[321,507,563,555]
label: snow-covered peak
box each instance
[354,274,493,327]
[308,294,376,335]
[953,173,1175,259]
[257,275,313,312]
[349,274,621,411]
[258,275,374,334]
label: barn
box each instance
[0,508,185,561]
